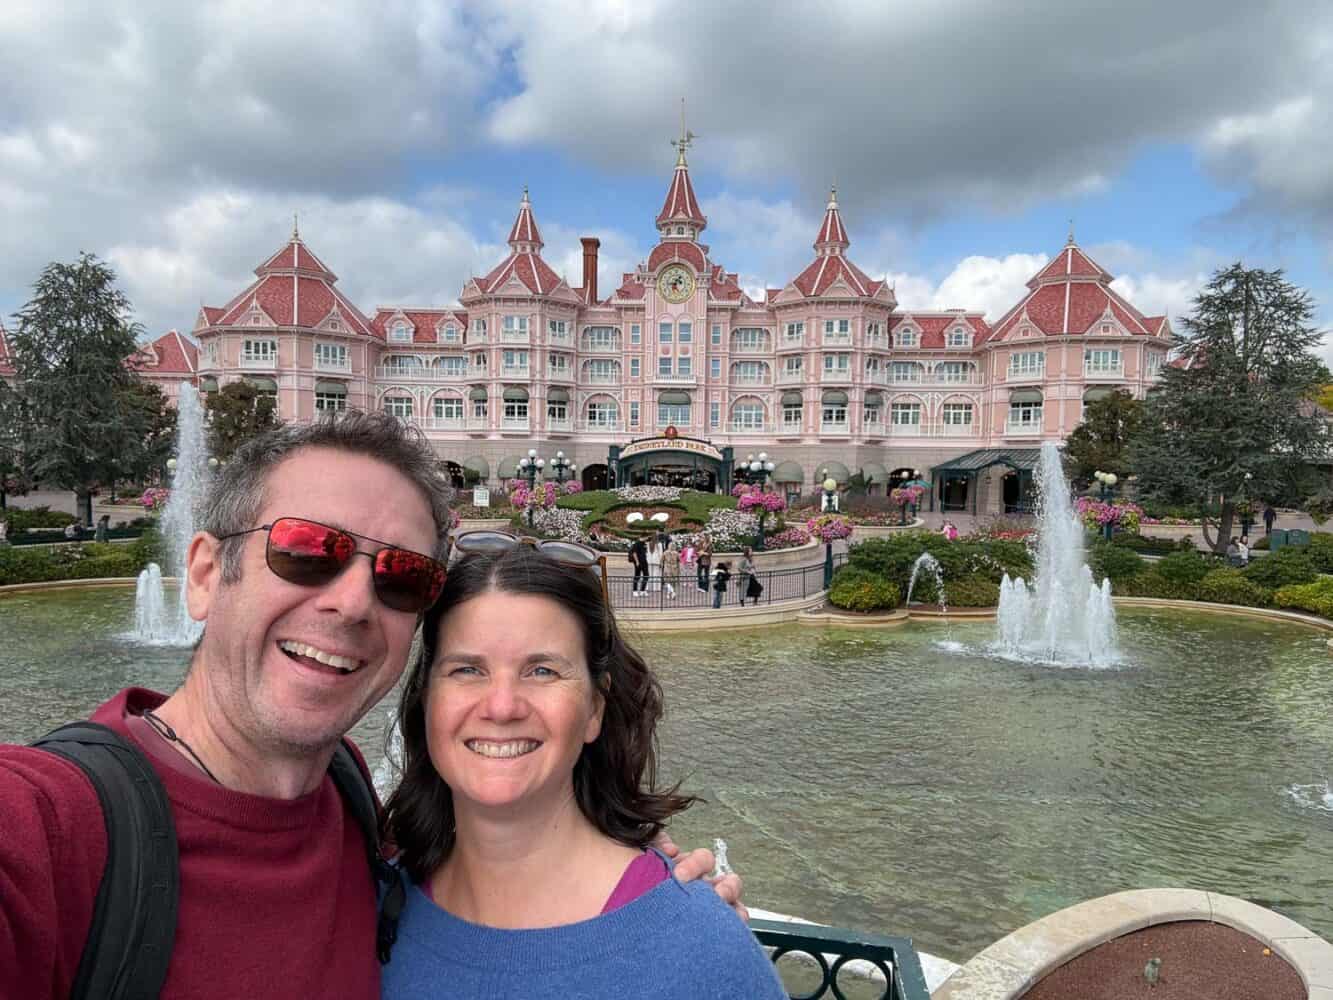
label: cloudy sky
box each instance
[2,0,1331,354]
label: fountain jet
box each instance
[994,441,1118,667]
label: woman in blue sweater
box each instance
[380,536,785,999]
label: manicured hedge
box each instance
[828,567,899,611]
[1242,548,1318,590]
[1275,578,1333,618]
[1197,569,1273,608]
[1112,533,1195,555]
[1086,540,1145,585]
[943,575,1001,608]
[0,530,163,586]
[844,532,1032,605]
[1155,549,1217,587]
[557,489,737,537]
[2,506,78,532]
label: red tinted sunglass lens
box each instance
[373,548,446,612]
[267,518,355,586]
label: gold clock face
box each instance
[659,264,695,304]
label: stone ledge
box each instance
[0,577,143,598]
[931,889,1333,999]
[617,593,828,632]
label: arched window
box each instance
[730,398,765,431]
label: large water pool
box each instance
[2,587,1331,962]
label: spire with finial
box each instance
[814,185,850,254]
[657,100,706,238]
[1067,218,1076,244]
[292,211,300,241]
[507,185,543,251]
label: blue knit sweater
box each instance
[381,869,787,999]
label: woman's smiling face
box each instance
[424,590,604,816]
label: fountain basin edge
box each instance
[930,888,1333,999]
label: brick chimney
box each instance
[580,237,600,303]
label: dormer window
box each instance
[328,320,339,332]
[1020,326,1032,338]
[1101,323,1113,334]
[948,327,969,348]
[895,328,917,348]
[675,226,684,235]
[391,322,412,343]
[439,324,458,343]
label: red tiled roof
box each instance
[128,329,198,374]
[1143,315,1168,336]
[1029,242,1111,288]
[708,265,744,301]
[656,164,706,230]
[201,306,225,325]
[814,189,849,249]
[476,251,564,297]
[506,190,543,248]
[791,254,880,298]
[889,312,992,349]
[647,242,707,273]
[257,235,336,281]
[370,309,466,345]
[613,273,646,300]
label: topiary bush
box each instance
[1,506,78,532]
[1086,540,1144,584]
[1274,578,1333,618]
[1304,532,1333,573]
[943,575,1000,608]
[1155,549,1215,587]
[1242,548,1318,590]
[1196,569,1273,608]
[828,567,900,612]
[1115,570,1200,600]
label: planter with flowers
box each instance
[735,485,788,549]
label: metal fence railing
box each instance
[607,554,847,610]
[752,918,931,1000]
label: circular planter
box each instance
[932,889,1333,999]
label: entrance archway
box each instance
[582,463,608,491]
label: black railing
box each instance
[607,556,846,610]
[751,918,931,1000]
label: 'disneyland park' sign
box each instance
[618,436,723,463]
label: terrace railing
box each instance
[751,918,931,1000]
[608,556,845,610]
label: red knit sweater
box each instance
[0,689,381,999]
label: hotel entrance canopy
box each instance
[929,448,1042,515]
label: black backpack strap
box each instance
[32,722,179,1000]
[327,740,404,964]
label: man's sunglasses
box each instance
[217,517,447,613]
[452,530,609,603]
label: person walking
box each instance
[1264,504,1277,536]
[711,561,731,609]
[661,535,679,600]
[646,533,664,595]
[737,548,756,607]
[1238,535,1251,566]
[629,536,650,597]
[680,537,697,594]
[94,514,111,543]
[696,535,712,592]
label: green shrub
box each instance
[828,567,900,612]
[1112,533,1184,556]
[943,575,1000,607]
[847,532,1032,604]
[1242,548,1318,589]
[1274,578,1333,618]
[1087,540,1144,584]
[1115,571,1199,600]
[1156,549,1215,587]
[1304,532,1333,573]
[0,533,156,585]
[1251,535,1270,550]
[1,506,78,532]
[1196,569,1272,607]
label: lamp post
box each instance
[517,448,545,527]
[744,452,777,550]
[822,475,838,588]
[548,450,575,486]
[1093,470,1118,541]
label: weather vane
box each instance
[671,97,697,165]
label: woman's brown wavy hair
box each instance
[382,545,696,883]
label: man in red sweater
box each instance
[0,412,732,999]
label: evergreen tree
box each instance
[1063,389,1142,486]
[1130,264,1330,552]
[206,381,281,462]
[111,381,178,492]
[9,254,146,525]
[0,382,29,510]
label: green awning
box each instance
[463,456,489,478]
[1009,388,1043,403]
[468,387,488,401]
[818,461,851,483]
[547,387,570,402]
[781,391,804,405]
[502,387,529,401]
[314,380,346,394]
[772,460,804,482]
[1083,386,1116,402]
[244,376,278,391]
[861,462,889,484]
[863,390,883,406]
[198,376,219,392]
[658,390,691,405]
[930,448,1042,474]
[822,390,848,405]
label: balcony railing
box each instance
[464,416,490,431]
[314,357,351,373]
[820,420,850,434]
[866,335,891,351]
[779,419,804,434]
[576,419,622,433]
[822,333,852,346]
[778,336,805,351]
[729,376,772,387]
[373,365,430,381]
[929,421,977,436]
[584,372,621,384]
[546,417,573,433]
[727,422,769,434]
[423,416,464,430]
[889,422,923,437]
[546,331,572,347]
[501,416,530,432]
[499,330,530,343]
[821,370,853,383]
[500,366,530,378]
[1005,418,1044,436]
[581,338,622,353]
[1006,366,1045,382]
[467,331,489,344]
[1084,364,1125,380]
[239,354,278,369]
[653,372,698,385]
[546,367,574,382]
[730,339,772,354]
[776,371,805,386]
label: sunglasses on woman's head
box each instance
[452,530,609,603]
[217,517,447,613]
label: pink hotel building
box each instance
[3,145,1173,514]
